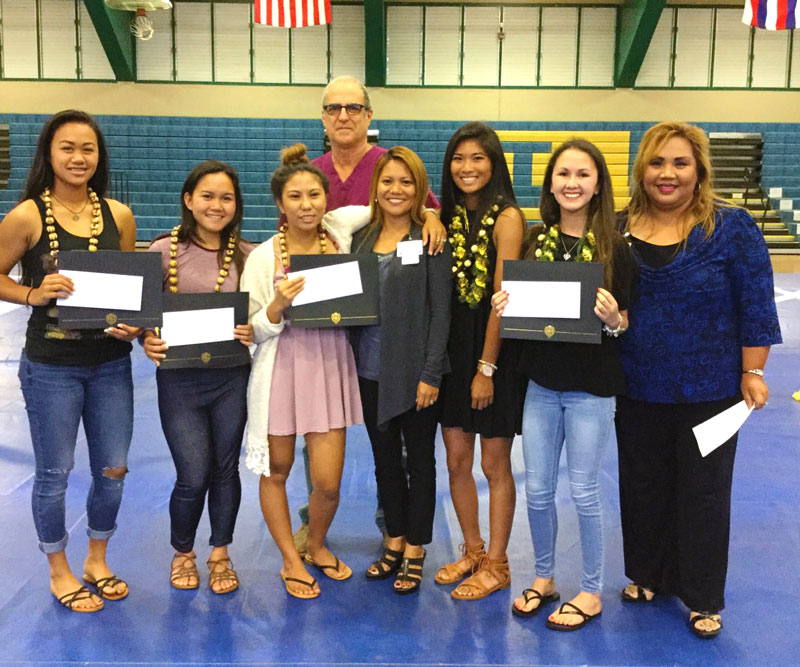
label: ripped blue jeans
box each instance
[18,352,133,554]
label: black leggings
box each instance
[359,377,438,546]
[615,395,739,613]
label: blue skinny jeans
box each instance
[18,352,133,554]
[156,364,248,553]
[521,379,615,594]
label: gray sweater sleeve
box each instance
[419,244,453,387]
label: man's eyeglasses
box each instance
[323,103,367,117]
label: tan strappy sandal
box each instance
[451,554,510,600]
[434,540,485,585]
[207,557,239,594]
[170,552,199,590]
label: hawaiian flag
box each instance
[254,0,332,28]
[742,0,799,29]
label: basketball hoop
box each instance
[103,1,172,42]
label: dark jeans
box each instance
[615,395,739,613]
[359,377,437,545]
[157,364,249,553]
[18,352,133,553]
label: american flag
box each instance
[254,0,332,28]
[742,0,798,29]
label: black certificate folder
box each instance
[159,292,250,369]
[287,254,379,329]
[56,251,163,329]
[500,260,604,344]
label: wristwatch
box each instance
[477,360,497,377]
[743,368,764,377]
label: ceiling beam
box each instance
[82,0,137,82]
[614,0,665,88]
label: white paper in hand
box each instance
[58,270,143,311]
[692,400,753,458]
[291,261,363,306]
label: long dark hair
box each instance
[21,110,109,201]
[175,160,246,280]
[523,139,619,288]
[440,122,519,230]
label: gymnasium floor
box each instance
[0,275,798,667]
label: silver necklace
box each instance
[560,233,581,260]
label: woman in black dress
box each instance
[436,122,525,600]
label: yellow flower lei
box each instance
[448,200,501,308]
[534,224,595,263]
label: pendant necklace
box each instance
[51,193,90,221]
[560,233,581,261]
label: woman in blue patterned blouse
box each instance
[615,121,781,639]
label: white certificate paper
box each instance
[692,400,753,458]
[291,261,363,306]
[58,270,143,311]
[161,307,235,347]
[500,280,581,319]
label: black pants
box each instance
[359,377,438,546]
[615,395,739,613]
[157,364,249,553]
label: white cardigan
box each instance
[241,206,370,476]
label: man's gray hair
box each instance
[322,76,372,111]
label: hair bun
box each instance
[280,144,309,167]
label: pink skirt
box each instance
[267,323,363,436]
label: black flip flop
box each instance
[545,601,601,632]
[619,584,655,603]
[511,588,560,618]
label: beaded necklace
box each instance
[448,199,502,308]
[278,222,328,273]
[168,225,237,293]
[42,187,102,257]
[535,224,595,263]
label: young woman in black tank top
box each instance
[0,110,138,613]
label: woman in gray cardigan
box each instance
[350,146,452,594]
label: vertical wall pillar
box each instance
[364,0,386,87]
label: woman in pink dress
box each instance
[241,144,367,600]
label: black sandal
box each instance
[620,583,655,603]
[511,588,560,618]
[393,550,425,595]
[366,546,404,580]
[689,612,722,639]
[56,586,103,613]
[82,573,129,601]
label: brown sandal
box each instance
[451,554,510,600]
[170,552,199,590]
[434,540,485,585]
[207,557,239,594]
